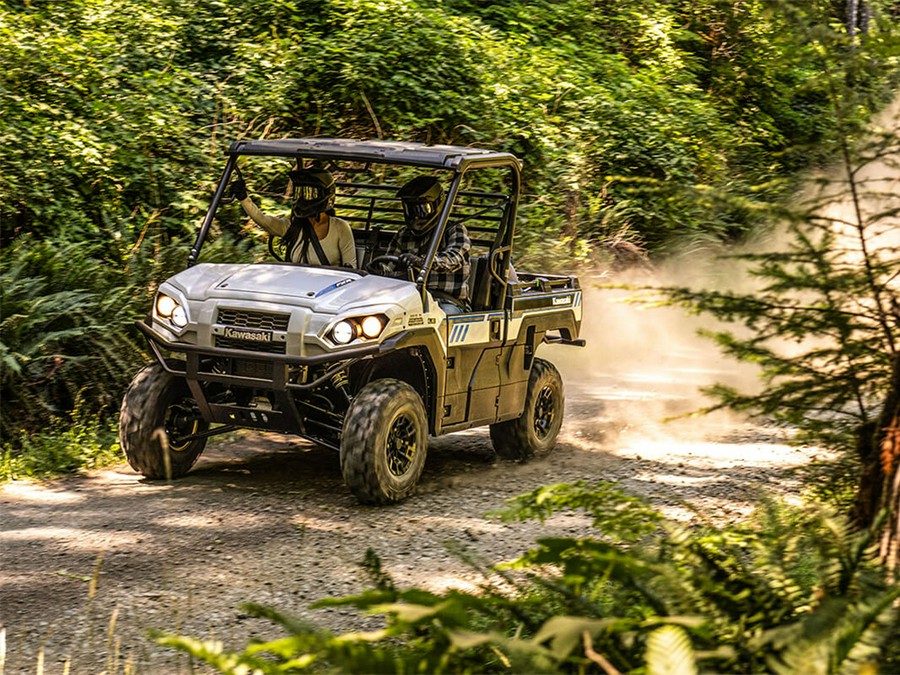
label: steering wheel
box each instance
[365,254,402,274]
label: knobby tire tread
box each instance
[341,378,427,505]
[118,363,207,479]
[490,358,564,461]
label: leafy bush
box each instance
[1,0,898,465]
[0,237,144,440]
[154,482,900,673]
[0,1,219,245]
[0,413,120,480]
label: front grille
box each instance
[218,308,290,331]
[215,335,287,354]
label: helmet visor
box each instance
[295,183,325,203]
[403,200,437,223]
[291,171,335,219]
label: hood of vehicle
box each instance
[165,263,418,313]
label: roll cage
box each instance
[189,137,523,312]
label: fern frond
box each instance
[645,625,697,675]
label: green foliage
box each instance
[0,237,145,440]
[5,0,897,254]
[654,97,900,511]
[0,1,219,245]
[0,413,120,480]
[645,625,698,675]
[1,0,898,466]
[156,483,900,673]
[493,480,663,542]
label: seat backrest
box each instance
[353,226,389,270]
[468,254,491,312]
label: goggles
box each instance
[403,200,437,223]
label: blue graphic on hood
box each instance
[315,277,356,297]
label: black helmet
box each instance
[290,168,336,220]
[398,176,445,235]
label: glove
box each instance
[398,252,424,271]
[230,178,248,201]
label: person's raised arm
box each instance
[231,179,290,237]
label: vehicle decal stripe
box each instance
[451,314,487,324]
[314,277,356,297]
[449,324,470,343]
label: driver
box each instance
[231,168,357,268]
[383,176,471,315]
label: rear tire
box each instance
[340,379,428,505]
[119,363,208,479]
[490,358,564,461]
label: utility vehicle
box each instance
[119,138,584,503]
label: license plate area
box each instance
[233,359,274,379]
[200,356,278,383]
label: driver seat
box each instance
[468,255,491,312]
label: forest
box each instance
[2,0,900,671]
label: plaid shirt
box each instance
[386,220,471,302]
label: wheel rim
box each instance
[165,400,202,453]
[386,413,418,476]
[533,386,556,440]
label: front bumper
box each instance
[138,319,396,439]
[137,319,383,391]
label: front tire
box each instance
[490,358,564,461]
[119,363,208,479]
[340,379,428,505]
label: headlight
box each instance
[360,315,384,339]
[155,293,188,328]
[331,320,356,345]
[171,305,188,328]
[327,314,388,345]
[156,294,178,318]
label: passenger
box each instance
[230,168,356,268]
[385,176,471,315]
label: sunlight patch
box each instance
[1,482,84,504]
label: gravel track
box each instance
[0,324,821,674]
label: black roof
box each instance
[226,137,522,172]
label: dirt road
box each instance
[0,303,820,674]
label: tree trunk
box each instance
[564,188,579,255]
[853,419,881,530]
[881,443,900,570]
[853,352,900,568]
[846,0,871,40]
[847,0,859,40]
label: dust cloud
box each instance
[813,97,900,270]
[546,263,765,452]
[548,95,899,454]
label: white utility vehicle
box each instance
[119,138,584,503]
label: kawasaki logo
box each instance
[224,327,272,342]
